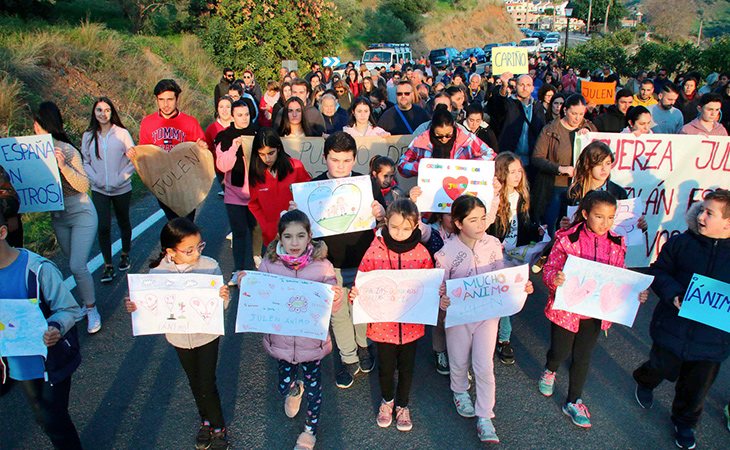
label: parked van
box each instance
[361,43,412,70]
[429,47,461,70]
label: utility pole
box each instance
[586,0,593,35]
[603,0,612,34]
[697,9,704,46]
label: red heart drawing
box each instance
[190,297,217,321]
[599,283,632,313]
[451,287,463,298]
[443,176,469,200]
[357,277,424,321]
[561,277,597,307]
[514,273,524,283]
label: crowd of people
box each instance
[1,53,729,450]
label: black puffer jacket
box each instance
[593,105,627,133]
[648,203,730,362]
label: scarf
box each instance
[382,227,421,254]
[276,242,314,271]
[264,91,280,108]
[430,128,457,159]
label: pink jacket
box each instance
[259,241,337,364]
[680,118,728,136]
[343,125,391,137]
[435,232,506,282]
[543,222,626,333]
[216,142,250,206]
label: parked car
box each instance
[483,43,500,61]
[500,41,517,47]
[333,61,360,79]
[518,38,540,54]
[461,47,487,64]
[540,37,561,52]
[546,31,561,40]
[532,30,548,42]
[521,28,534,37]
[429,47,461,69]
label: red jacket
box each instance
[357,230,434,345]
[138,111,205,152]
[204,120,227,174]
[249,159,311,246]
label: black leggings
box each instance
[545,319,601,404]
[20,376,82,449]
[92,191,132,264]
[377,340,418,408]
[175,338,225,428]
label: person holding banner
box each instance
[649,83,684,134]
[34,102,101,334]
[622,106,653,136]
[680,93,728,136]
[349,199,434,432]
[436,195,534,443]
[0,210,84,449]
[539,191,648,429]
[125,218,231,450]
[81,97,136,284]
[633,190,730,450]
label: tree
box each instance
[643,0,697,41]
[362,8,408,43]
[570,0,626,30]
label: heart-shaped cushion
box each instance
[357,277,423,322]
[132,143,215,217]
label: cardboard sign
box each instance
[580,81,617,105]
[678,274,730,333]
[235,271,335,340]
[0,298,48,358]
[353,268,445,325]
[491,47,529,75]
[132,142,215,217]
[552,255,654,327]
[445,265,530,328]
[415,158,495,213]
[0,134,64,213]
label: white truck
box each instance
[361,43,412,71]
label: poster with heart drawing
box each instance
[552,255,654,327]
[414,158,495,213]
[352,268,444,325]
[235,271,335,341]
[127,273,225,336]
[292,175,376,238]
[445,264,530,328]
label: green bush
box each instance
[698,36,730,74]
[362,8,409,44]
[566,34,631,76]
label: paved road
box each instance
[2,188,729,449]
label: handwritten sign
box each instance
[567,198,644,246]
[491,47,529,75]
[353,268,444,325]
[678,274,730,333]
[127,273,225,336]
[132,142,215,217]
[445,265,530,328]
[553,255,654,327]
[580,81,617,105]
[415,158,495,213]
[235,271,335,340]
[574,132,730,266]
[0,134,64,213]
[292,175,375,238]
[0,298,48,358]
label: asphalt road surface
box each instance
[2,187,729,449]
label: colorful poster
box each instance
[552,255,654,327]
[574,132,730,266]
[580,81,617,105]
[0,298,48,358]
[0,134,64,213]
[491,47,529,75]
[567,198,644,246]
[127,273,225,336]
[353,268,445,325]
[291,175,376,238]
[678,274,730,333]
[415,158,495,213]
[444,264,530,328]
[235,271,335,341]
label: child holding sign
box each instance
[239,210,342,450]
[125,218,231,450]
[436,195,534,443]
[349,199,434,432]
[540,191,648,429]
[633,190,730,450]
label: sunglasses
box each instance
[175,241,206,256]
[396,92,412,97]
[434,132,453,140]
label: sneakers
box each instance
[538,369,555,396]
[209,428,230,450]
[86,306,102,334]
[228,271,238,287]
[395,406,412,432]
[195,421,212,449]
[453,391,476,418]
[435,351,450,375]
[635,383,654,409]
[217,190,225,197]
[294,430,316,450]
[497,341,515,365]
[725,403,730,432]
[376,399,394,428]
[674,424,696,449]
[335,362,360,389]
[532,255,548,273]
[562,399,592,428]
[477,417,500,443]
[285,381,304,418]
[118,253,130,272]
[358,345,376,373]
[100,265,115,283]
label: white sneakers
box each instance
[86,305,102,334]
